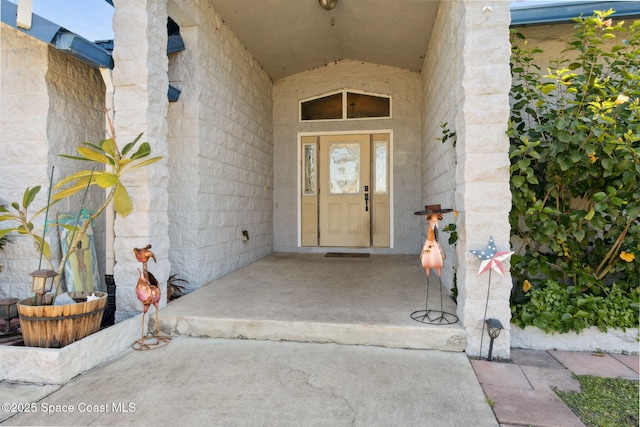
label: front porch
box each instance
[157,253,465,351]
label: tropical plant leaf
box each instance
[128,156,162,171]
[51,177,93,201]
[58,154,93,162]
[0,228,15,239]
[100,138,118,159]
[121,133,143,156]
[95,172,119,189]
[23,186,41,209]
[113,183,132,217]
[77,146,111,165]
[33,235,51,259]
[53,169,100,189]
[130,142,152,160]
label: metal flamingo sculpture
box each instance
[420,214,445,276]
[133,245,161,341]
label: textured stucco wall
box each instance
[0,23,105,299]
[273,60,422,254]
[167,0,274,291]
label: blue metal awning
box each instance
[511,1,640,26]
[1,0,113,68]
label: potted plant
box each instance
[0,122,161,348]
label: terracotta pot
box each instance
[17,292,107,348]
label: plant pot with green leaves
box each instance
[0,128,161,348]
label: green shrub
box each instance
[511,279,639,333]
[509,10,639,297]
[508,9,639,333]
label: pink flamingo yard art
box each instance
[417,205,453,276]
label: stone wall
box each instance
[0,23,105,299]
[0,24,51,299]
[419,0,462,294]
[112,0,172,320]
[457,0,512,358]
[272,60,422,254]
[45,48,107,289]
[420,0,513,358]
[167,0,273,290]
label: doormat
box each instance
[324,253,370,258]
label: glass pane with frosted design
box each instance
[375,141,388,194]
[303,144,316,195]
[329,143,360,194]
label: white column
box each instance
[112,0,171,322]
[455,0,513,358]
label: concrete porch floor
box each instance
[157,253,465,351]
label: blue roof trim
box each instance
[168,85,181,102]
[168,34,186,54]
[511,1,640,26]
[2,0,179,101]
[1,0,112,68]
[55,32,114,68]
[1,0,62,44]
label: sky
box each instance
[12,0,610,43]
[29,0,114,42]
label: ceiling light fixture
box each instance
[318,0,337,11]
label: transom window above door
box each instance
[300,90,391,121]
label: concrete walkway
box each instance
[1,254,638,426]
[1,337,497,426]
[2,342,637,427]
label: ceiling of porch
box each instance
[207,0,441,81]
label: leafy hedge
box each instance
[509,10,639,332]
[511,279,639,333]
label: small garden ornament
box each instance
[417,205,452,277]
[411,205,458,324]
[470,236,514,358]
[132,244,171,350]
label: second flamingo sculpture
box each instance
[132,244,171,350]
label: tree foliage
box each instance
[509,10,639,301]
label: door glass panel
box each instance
[329,143,360,194]
[303,143,316,195]
[374,141,388,194]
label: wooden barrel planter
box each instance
[17,292,107,348]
